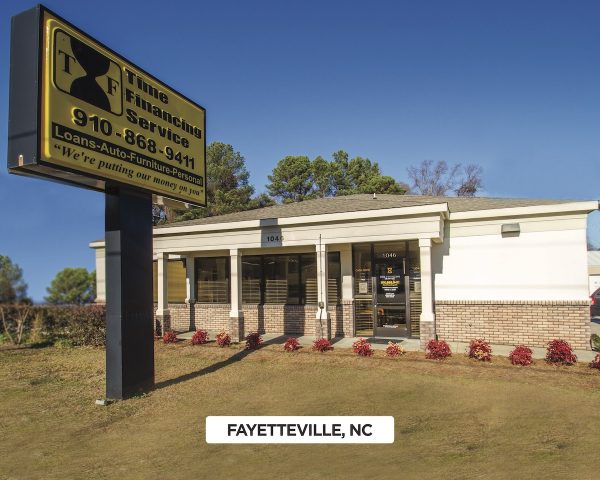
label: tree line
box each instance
[0,255,95,306]
[155,141,484,223]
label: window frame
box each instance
[262,253,310,305]
[240,252,342,306]
[327,251,342,305]
[194,256,231,304]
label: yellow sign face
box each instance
[40,11,206,206]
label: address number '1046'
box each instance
[265,235,283,242]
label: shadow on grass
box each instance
[0,340,55,351]
[153,334,287,391]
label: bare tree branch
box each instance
[0,305,15,344]
[407,160,483,197]
[14,305,29,345]
[0,304,30,345]
[455,164,483,197]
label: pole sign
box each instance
[8,5,207,400]
[8,5,206,207]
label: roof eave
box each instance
[448,201,599,221]
[154,202,450,236]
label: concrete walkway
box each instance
[177,329,599,362]
[178,330,420,351]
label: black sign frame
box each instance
[7,4,207,208]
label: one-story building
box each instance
[90,194,598,350]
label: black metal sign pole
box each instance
[105,185,154,399]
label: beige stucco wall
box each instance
[433,213,590,301]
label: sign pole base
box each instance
[105,185,154,399]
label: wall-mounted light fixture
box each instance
[501,223,520,237]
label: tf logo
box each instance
[53,29,122,115]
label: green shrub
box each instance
[591,334,600,352]
[0,304,106,346]
[53,337,74,349]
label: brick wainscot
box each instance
[435,300,591,350]
[155,303,354,338]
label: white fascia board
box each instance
[449,201,599,221]
[153,203,450,236]
[89,241,185,260]
[152,254,183,260]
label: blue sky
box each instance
[1,0,599,301]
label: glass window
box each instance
[301,254,317,304]
[242,256,262,304]
[263,255,299,304]
[238,253,337,305]
[239,253,320,305]
[152,260,186,303]
[196,257,230,303]
[353,244,372,298]
[287,256,301,304]
[327,252,341,305]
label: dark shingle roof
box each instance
[156,194,583,228]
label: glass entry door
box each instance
[353,243,411,338]
[373,244,408,337]
[353,244,374,337]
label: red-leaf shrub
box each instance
[385,341,405,358]
[162,331,177,344]
[283,337,300,352]
[245,331,263,350]
[546,339,577,365]
[215,331,231,347]
[467,339,492,362]
[425,339,451,360]
[589,354,600,370]
[352,337,374,357]
[191,329,209,345]
[509,345,533,366]
[312,338,333,352]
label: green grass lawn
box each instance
[1,342,600,480]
